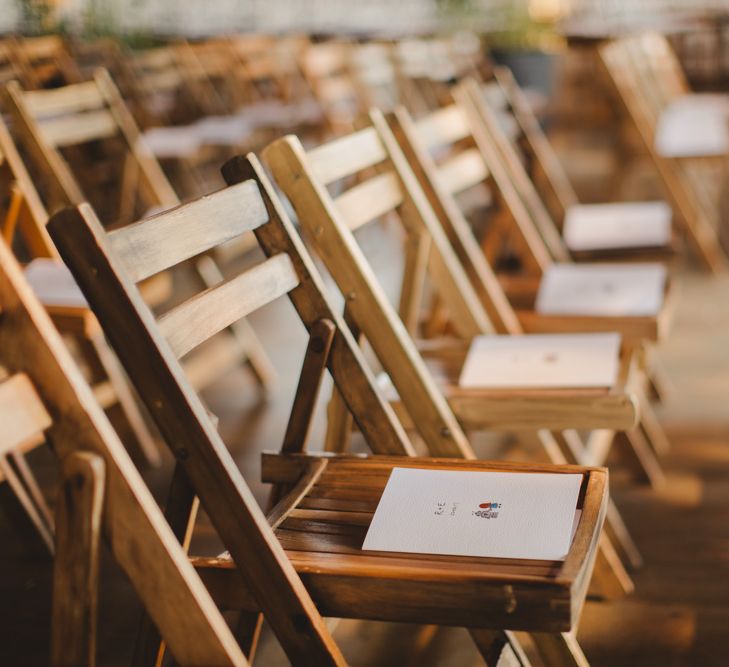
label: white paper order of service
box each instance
[362,467,583,561]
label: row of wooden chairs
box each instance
[0,25,725,666]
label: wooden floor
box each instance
[2,259,729,666]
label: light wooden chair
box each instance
[0,113,161,466]
[48,154,609,666]
[4,70,275,389]
[484,66,676,262]
[599,34,729,273]
[425,79,677,347]
[264,126,640,437]
[0,237,250,666]
[11,35,82,89]
[262,124,645,596]
[299,41,362,136]
[385,97,671,487]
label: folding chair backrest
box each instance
[387,101,524,334]
[5,69,179,223]
[124,46,188,126]
[300,41,360,132]
[348,43,400,112]
[389,87,557,282]
[48,156,425,663]
[264,118,496,459]
[488,67,580,225]
[456,78,572,264]
[0,237,248,666]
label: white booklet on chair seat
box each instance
[563,201,672,251]
[24,258,88,308]
[655,93,729,157]
[458,332,621,389]
[536,263,666,317]
[362,467,583,560]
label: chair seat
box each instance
[563,201,672,252]
[655,93,729,158]
[193,453,607,633]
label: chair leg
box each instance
[8,450,55,533]
[324,386,353,453]
[469,629,532,666]
[194,254,277,388]
[88,332,162,468]
[233,612,263,661]
[51,452,105,667]
[0,453,54,553]
[620,427,666,489]
[133,464,198,667]
[589,533,635,599]
[637,391,671,457]
[530,632,589,667]
[540,431,637,594]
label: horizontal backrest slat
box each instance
[22,80,106,118]
[40,109,118,147]
[333,171,404,231]
[0,373,51,455]
[159,253,299,358]
[108,179,268,283]
[413,104,471,152]
[436,147,489,195]
[306,126,387,185]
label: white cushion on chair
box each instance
[656,93,729,157]
[536,263,667,317]
[563,201,672,251]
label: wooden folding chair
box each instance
[48,155,609,666]
[430,78,677,347]
[264,126,640,436]
[11,35,82,89]
[299,41,362,136]
[262,122,647,596]
[5,70,275,389]
[599,34,729,273]
[0,237,249,666]
[384,96,671,487]
[484,66,676,262]
[0,113,161,466]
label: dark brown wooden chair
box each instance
[0,237,248,666]
[0,112,160,466]
[5,70,275,390]
[48,154,608,666]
